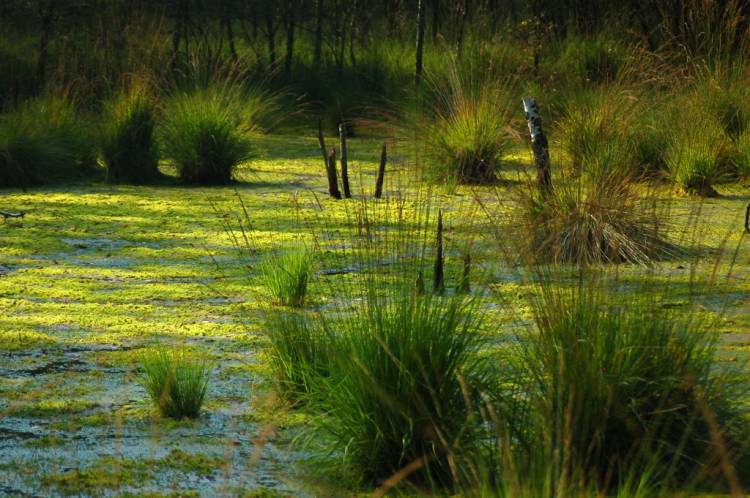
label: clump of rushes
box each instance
[264,311,330,400]
[517,271,747,489]
[0,95,97,188]
[160,86,254,184]
[259,251,313,307]
[555,88,639,177]
[305,289,491,483]
[139,349,212,419]
[423,66,515,185]
[102,86,161,184]
[520,169,670,265]
[555,35,625,84]
[665,105,734,197]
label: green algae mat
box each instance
[2,135,750,497]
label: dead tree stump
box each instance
[339,123,351,198]
[326,148,342,199]
[522,97,552,199]
[375,143,387,199]
[433,209,444,294]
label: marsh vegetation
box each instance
[2,1,750,496]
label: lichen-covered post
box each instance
[326,147,342,199]
[374,143,387,198]
[522,97,552,199]
[339,123,351,198]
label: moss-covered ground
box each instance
[1,134,749,496]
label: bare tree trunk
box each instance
[36,1,54,89]
[415,0,426,88]
[431,0,440,42]
[224,5,238,64]
[522,97,553,199]
[456,0,469,56]
[314,0,324,67]
[339,123,351,198]
[374,143,387,198]
[284,0,296,80]
[265,13,277,68]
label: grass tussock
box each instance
[159,85,256,184]
[102,86,160,184]
[139,348,212,419]
[666,100,735,197]
[422,66,516,185]
[510,272,748,491]
[0,95,97,188]
[518,171,670,265]
[259,250,314,308]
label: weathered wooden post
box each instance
[433,209,444,294]
[522,97,552,199]
[374,143,387,198]
[459,253,471,294]
[339,123,351,198]
[326,148,342,199]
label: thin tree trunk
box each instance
[284,0,295,80]
[224,7,238,64]
[415,0,426,88]
[36,2,54,89]
[431,0,440,42]
[457,0,469,55]
[314,0,324,67]
[265,13,277,68]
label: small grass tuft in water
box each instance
[258,250,313,308]
[139,349,212,419]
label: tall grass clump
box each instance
[554,88,639,176]
[512,271,748,490]
[304,289,492,484]
[139,349,212,419]
[160,86,255,184]
[666,103,734,197]
[517,167,670,265]
[0,95,97,188]
[553,35,626,84]
[101,87,161,184]
[258,250,313,307]
[264,311,331,401]
[421,66,515,185]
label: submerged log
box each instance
[522,97,553,199]
[0,210,24,220]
